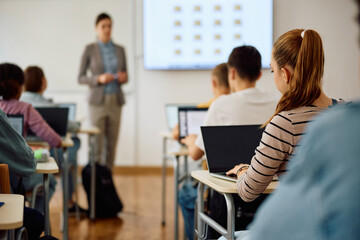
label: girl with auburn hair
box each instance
[226,29,339,204]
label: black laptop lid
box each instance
[178,107,208,142]
[27,107,69,137]
[201,125,264,173]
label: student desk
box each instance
[0,194,24,240]
[159,131,189,240]
[28,137,73,240]
[191,170,278,240]
[36,157,59,236]
[77,126,100,220]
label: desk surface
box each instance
[0,194,24,230]
[27,136,74,148]
[36,157,59,174]
[78,126,100,135]
[191,170,278,194]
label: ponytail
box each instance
[263,29,324,127]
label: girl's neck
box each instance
[311,91,333,108]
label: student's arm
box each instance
[78,45,100,87]
[181,134,204,160]
[237,114,293,202]
[26,105,62,148]
[0,110,35,177]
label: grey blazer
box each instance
[78,42,127,106]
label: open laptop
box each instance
[26,107,69,142]
[165,104,196,131]
[178,107,208,143]
[201,125,264,182]
[7,114,24,136]
[57,103,76,121]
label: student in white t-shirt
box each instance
[181,46,278,161]
[180,46,278,239]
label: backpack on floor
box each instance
[81,163,123,218]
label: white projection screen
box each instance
[143,0,273,70]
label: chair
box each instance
[0,164,11,194]
[0,164,28,240]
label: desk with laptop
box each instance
[192,125,278,240]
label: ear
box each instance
[211,78,217,88]
[229,67,236,81]
[280,67,291,84]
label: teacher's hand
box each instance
[117,71,128,84]
[98,73,114,84]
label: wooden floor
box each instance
[48,171,185,240]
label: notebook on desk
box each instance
[201,125,264,182]
[178,107,208,143]
[7,114,24,136]
[26,107,69,142]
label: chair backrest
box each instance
[0,163,11,194]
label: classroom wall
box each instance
[0,0,359,166]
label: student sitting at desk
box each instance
[0,64,46,239]
[181,46,278,239]
[226,29,340,203]
[171,63,230,140]
[21,65,86,214]
[0,63,61,213]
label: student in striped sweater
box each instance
[226,29,338,203]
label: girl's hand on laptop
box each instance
[227,164,249,178]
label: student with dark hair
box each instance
[0,62,53,239]
[0,63,61,213]
[78,12,128,170]
[182,46,277,161]
[181,46,278,239]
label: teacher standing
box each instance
[78,12,127,169]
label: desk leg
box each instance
[43,173,51,235]
[224,193,235,240]
[61,148,69,240]
[161,137,167,226]
[183,156,188,240]
[173,156,180,240]
[9,229,14,240]
[89,134,96,220]
[196,182,205,240]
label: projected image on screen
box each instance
[143,0,273,70]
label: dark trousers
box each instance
[22,207,44,240]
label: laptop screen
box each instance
[178,107,208,141]
[7,114,24,136]
[57,103,76,121]
[201,125,264,173]
[27,107,69,138]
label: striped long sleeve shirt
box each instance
[236,105,333,202]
